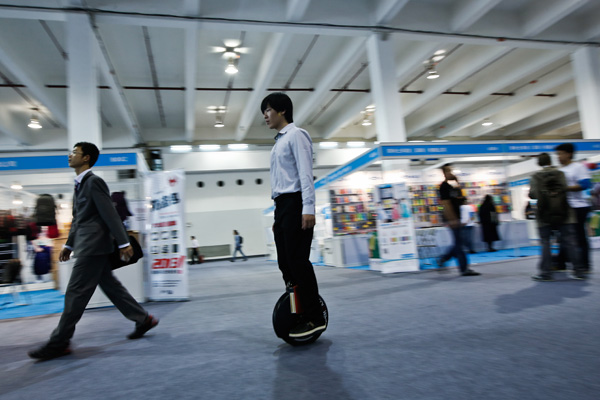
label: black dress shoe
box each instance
[128,314,159,339]
[28,345,71,361]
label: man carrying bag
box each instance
[28,142,158,361]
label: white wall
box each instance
[183,169,273,256]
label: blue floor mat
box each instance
[0,289,64,320]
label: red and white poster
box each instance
[145,170,189,301]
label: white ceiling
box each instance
[0,0,599,150]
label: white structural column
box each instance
[67,14,101,149]
[571,47,600,139]
[366,33,406,143]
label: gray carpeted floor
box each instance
[0,254,598,400]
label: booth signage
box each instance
[315,147,380,190]
[0,153,137,171]
[145,169,189,301]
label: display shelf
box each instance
[408,181,512,227]
[329,188,377,236]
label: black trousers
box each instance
[558,206,591,270]
[274,192,321,320]
[48,254,147,348]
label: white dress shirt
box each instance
[270,122,315,215]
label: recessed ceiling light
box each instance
[225,58,238,74]
[227,143,248,150]
[10,183,23,190]
[199,144,221,151]
[28,118,42,129]
[347,141,365,148]
[361,118,372,126]
[482,119,493,126]
[434,49,446,55]
[170,145,192,153]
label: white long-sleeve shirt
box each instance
[270,123,315,215]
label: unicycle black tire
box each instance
[272,292,328,346]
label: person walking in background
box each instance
[479,195,500,252]
[438,163,480,276]
[231,230,247,262]
[190,236,200,264]
[529,152,585,281]
[460,200,477,254]
[28,142,158,361]
[262,92,326,338]
[555,143,592,273]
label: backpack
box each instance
[239,236,243,244]
[536,169,569,225]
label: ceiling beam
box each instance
[322,41,442,140]
[235,33,292,141]
[183,1,201,142]
[184,26,198,142]
[0,5,594,50]
[0,42,68,128]
[522,0,589,37]
[89,16,144,144]
[403,45,512,115]
[501,100,578,137]
[286,0,311,22]
[435,63,572,138]
[0,108,33,145]
[470,83,576,138]
[411,50,569,137]
[518,112,580,138]
[322,94,372,139]
[373,0,410,25]
[451,0,502,32]
[294,38,367,126]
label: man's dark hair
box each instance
[440,163,452,171]
[555,143,575,155]
[74,141,100,168]
[538,152,551,167]
[260,92,294,123]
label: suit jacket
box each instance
[66,172,129,256]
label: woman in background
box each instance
[479,195,500,252]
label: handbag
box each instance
[109,234,143,270]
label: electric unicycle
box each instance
[272,285,328,346]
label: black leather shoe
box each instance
[28,345,71,361]
[128,314,159,339]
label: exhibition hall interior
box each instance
[0,1,599,399]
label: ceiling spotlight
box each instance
[365,104,376,112]
[214,117,225,128]
[10,183,23,190]
[27,107,42,129]
[431,55,445,62]
[434,49,447,56]
[361,118,372,126]
[427,70,440,79]
[225,58,238,74]
[482,119,493,126]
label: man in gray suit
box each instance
[29,142,158,361]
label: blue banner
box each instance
[382,141,600,158]
[314,147,380,189]
[509,178,530,187]
[0,153,137,172]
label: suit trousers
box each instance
[273,192,321,320]
[48,254,147,348]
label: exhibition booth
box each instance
[279,140,600,274]
[0,150,191,308]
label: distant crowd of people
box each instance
[438,142,592,282]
